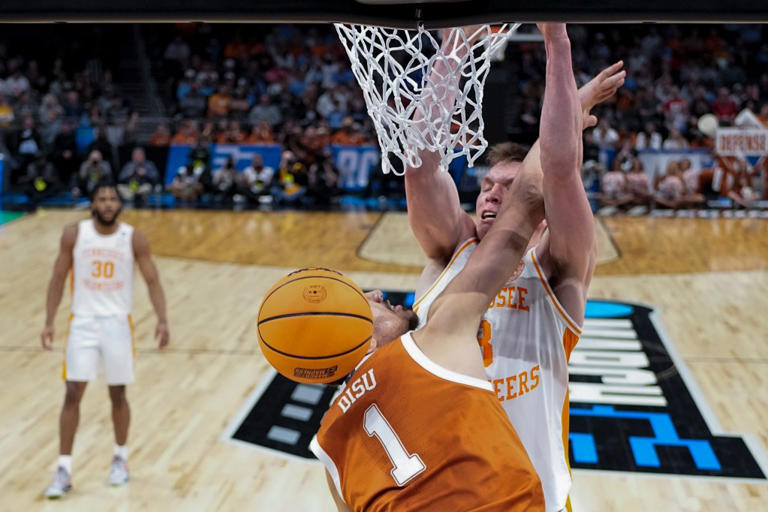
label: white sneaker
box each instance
[44,466,72,499]
[108,456,129,486]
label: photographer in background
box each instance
[118,147,160,202]
[73,150,113,199]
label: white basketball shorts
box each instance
[62,314,135,385]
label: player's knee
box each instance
[63,386,83,408]
[108,386,128,407]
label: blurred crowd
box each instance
[0,26,142,203]
[145,25,372,147]
[1,23,767,210]
[513,24,768,149]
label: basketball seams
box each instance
[259,274,368,316]
[258,311,373,325]
[260,336,372,360]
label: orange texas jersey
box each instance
[311,332,545,512]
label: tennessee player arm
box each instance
[534,27,625,326]
[132,230,170,348]
[41,224,78,350]
[412,152,544,379]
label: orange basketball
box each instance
[257,267,373,384]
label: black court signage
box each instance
[225,294,768,479]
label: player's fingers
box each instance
[599,60,624,79]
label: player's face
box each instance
[475,161,519,240]
[91,188,122,226]
[366,290,418,350]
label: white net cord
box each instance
[335,23,520,175]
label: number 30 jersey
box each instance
[310,332,545,512]
[71,219,135,317]
[414,240,581,512]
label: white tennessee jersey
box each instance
[413,239,581,512]
[71,219,135,317]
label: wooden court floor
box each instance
[1,208,767,511]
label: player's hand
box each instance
[41,325,54,351]
[156,321,170,349]
[578,61,626,128]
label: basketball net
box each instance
[335,23,520,175]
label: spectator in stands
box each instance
[239,153,275,202]
[679,158,705,208]
[592,119,620,149]
[164,36,191,70]
[213,156,239,202]
[51,119,79,187]
[712,86,739,124]
[216,120,246,144]
[306,147,339,206]
[663,127,690,150]
[229,84,253,120]
[330,116,367,145]
[5,63,30,98]
[12,116,42,182]
[73,150,113,199]
[274,150,306,204]
[61,90,82,122]
[597,164,632,213]
[635,121,663,150]
[249,93,282,127]
[626,158,653,212]
[150,123,172,146]
[21,152,60,204]
[171,120,199,145]
[118,147,160,202]
[245,121,275,144]
[168,141,212,201]
[0,94,14,128]
[208,84,232,118]
[179,82,208,118]
[655,160,685,209]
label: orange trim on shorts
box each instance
[68,265,74,296]
[61,314,73,381]
[412,238,477,312]
[128,314,136,359]
[529,251,582,335]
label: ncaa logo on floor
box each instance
[223,293,768,479]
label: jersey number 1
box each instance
[363,404,426,486]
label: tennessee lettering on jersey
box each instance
[72,220,135,317]
[488,286,529,311]
[492,364,541,402]
[414,240,581,512]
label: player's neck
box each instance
[93,218,120,235]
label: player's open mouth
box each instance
[481,212,497,220]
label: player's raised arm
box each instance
[405,28,479,262]
[536,24,604,326]
[41,224,77,350]
[133,230,169,348]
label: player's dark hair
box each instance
[89,180,119,202]
[487,142,530,167]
